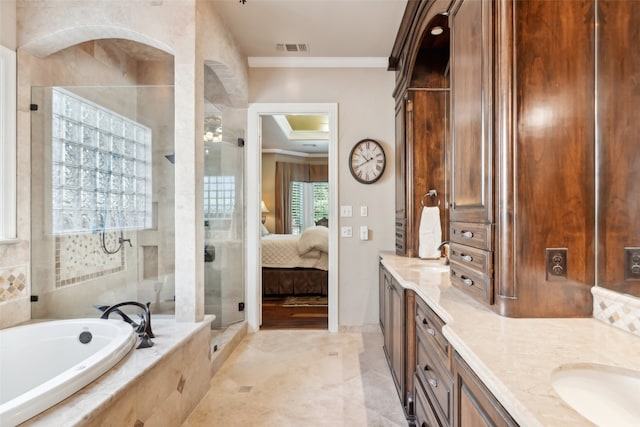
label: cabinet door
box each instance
[453,352,518,427]
[383,269,394,363]
[390,278,405,398]
[395,97,407,255]
[449,0,493,224]
[379,263,386,333]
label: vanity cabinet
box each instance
[380,262,417,419]
[414,296,453,427]
[391,0,596,317]
[453,352,518,427]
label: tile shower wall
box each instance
[56,232,124,287]
[592,286,640,337]
[24,41,175,320]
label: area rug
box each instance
[282,296,328,307]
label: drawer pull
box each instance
[461,276,474,286]
[417,315,436,336]
[424,364,439,388]
[460,230,474,238]
[461,254,473,262]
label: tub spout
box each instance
[96,301,155,349]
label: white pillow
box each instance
[261,224,270,236]
[297,226,329,255]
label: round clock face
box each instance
[349,139,386,184]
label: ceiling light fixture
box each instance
[431,26,444,36]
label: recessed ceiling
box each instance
[262,114,329,155]
[213,0,408,59]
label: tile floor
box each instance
[183,329,408,427]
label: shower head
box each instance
[164,153,175,164]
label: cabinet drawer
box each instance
[395,219,405,255]
[415,297,450,371]
[414,373,444,427]
[450,262,493,305]
[450,222,492,250]
[449,243,492,277]
[416,332,453,424]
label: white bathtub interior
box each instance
[0,319,136,427]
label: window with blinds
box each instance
[290,181,329,235]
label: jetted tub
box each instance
[0,318,136,427]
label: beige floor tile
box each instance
[183,329,407,427]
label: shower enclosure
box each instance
[30,85,176,318]
[203,101,245,328]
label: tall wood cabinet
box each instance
[392,0,451,258]
[390,0,595,318]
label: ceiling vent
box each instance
[276,43,309,53]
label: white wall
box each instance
[250,67,396,326]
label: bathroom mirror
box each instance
[596,0,640,296]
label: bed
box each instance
[261,226,328,296]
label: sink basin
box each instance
[551,363,640,426]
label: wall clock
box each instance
[349,138,386,184]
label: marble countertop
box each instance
[379,251,640,427]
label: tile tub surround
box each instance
[380,252,640,427]
[22,316,214,427]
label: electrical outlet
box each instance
[624,247,640,280]
[546,248,567,281]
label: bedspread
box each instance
[262,233,328,271]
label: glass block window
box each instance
[204,175,235,220]
[51,88,152,234]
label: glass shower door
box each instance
[203,110,245,328]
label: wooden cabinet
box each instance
[396,89,449,258]
[453,352,518,427]
[380,263,417,420]
[449,0,493,225]
[394,0,595,317]
[391,0,451,258]
[381,264,406,406]
[414,296,453,427]
[448,0,495,307]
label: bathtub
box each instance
[0,318,137,427]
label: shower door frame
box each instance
[246,103,339,333]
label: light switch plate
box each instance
[341,226,352,238]
[360,206,368,217]
[340,205,352,217]
[360,226,368,240]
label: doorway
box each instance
[246,103,339,332]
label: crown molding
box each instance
[248,56,389,68]
[261,148,328,158]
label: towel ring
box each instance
[421,190,440,207]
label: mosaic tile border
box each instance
[55,233,125,287]
[0,265,29,303]
[592,286,640,337]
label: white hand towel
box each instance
[418,206,442,259]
